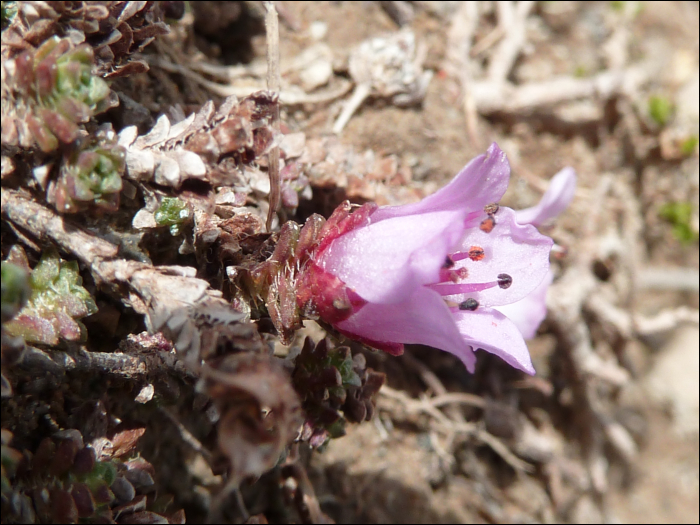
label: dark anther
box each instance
[459,298,479,311]
[497,273,513,289]
[480,216,495,233]
[443,256,455,268]
[484,203,499,216]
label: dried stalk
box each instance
[472,63,654,115]
[487,1,536,83]
[443,2,479,142]
[19,344,192,380]
[264,0,281,232]
[146,56,352,104]
[638,267,700,292]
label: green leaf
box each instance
[648,95,674,127]
[5,251,97,344]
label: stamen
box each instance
[442,256,455,269]
[484,203,499,215]
[459,298,479,311]
[480,216,495,233]
[427,280,498,295]
[450,251,470,262]
[497,273,512,289]
[467,246,485,261]
[438,267,469,283]
[452,247,486,262]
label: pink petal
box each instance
[494,270,552,339]
[446,207,552,307]
[337,287,477,372]
[320,210,466,304]
[515,167,576,226]
[320,143,514,305]
[370,143,511,223]
[453,308,535,375]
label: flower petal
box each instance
[337,287,477,372]
[447,207,552,307]
[320,210,465,303]
[494,270,552,339]
[370,143,511,223]
[515,167,576,226]
[320,143,514,305]
[453,308,535,374]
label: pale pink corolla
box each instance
[495,167,577,339]
[299,144,555,374]
[515,167,577,227]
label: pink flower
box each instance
[297,143,555,375]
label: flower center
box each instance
[427,242,513,311]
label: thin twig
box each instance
[280,462,329,524]
[1,190,118,263]
[470,25,505,58]
[471,63,655,115]
[159,407,214,462]
[635,307,700,336]
[379,386,532,472]
[428,392,485,410]
[487,1,535,83]
[332,82,371,134]
[263,0,281,232]
[146,56,352,104]
[402,352,448,395]
[469,426,534,473]
[379,385,453,427]
[443,2,479,143]
[19,345,193,380]
[637,267,700,292]
[402,352,470,425]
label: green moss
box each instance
[154,198,192,235]
[680,135,699,156]
[154,198,191,226]
[659,202,699,244]
[573,65,588,78]
[648,95,674,127]
[610,1,644,16]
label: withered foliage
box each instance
[202,352,302,487]
[1,3,386,523]
[119,92,279,189]
[1,1,173,76]
[1,427,185,524]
